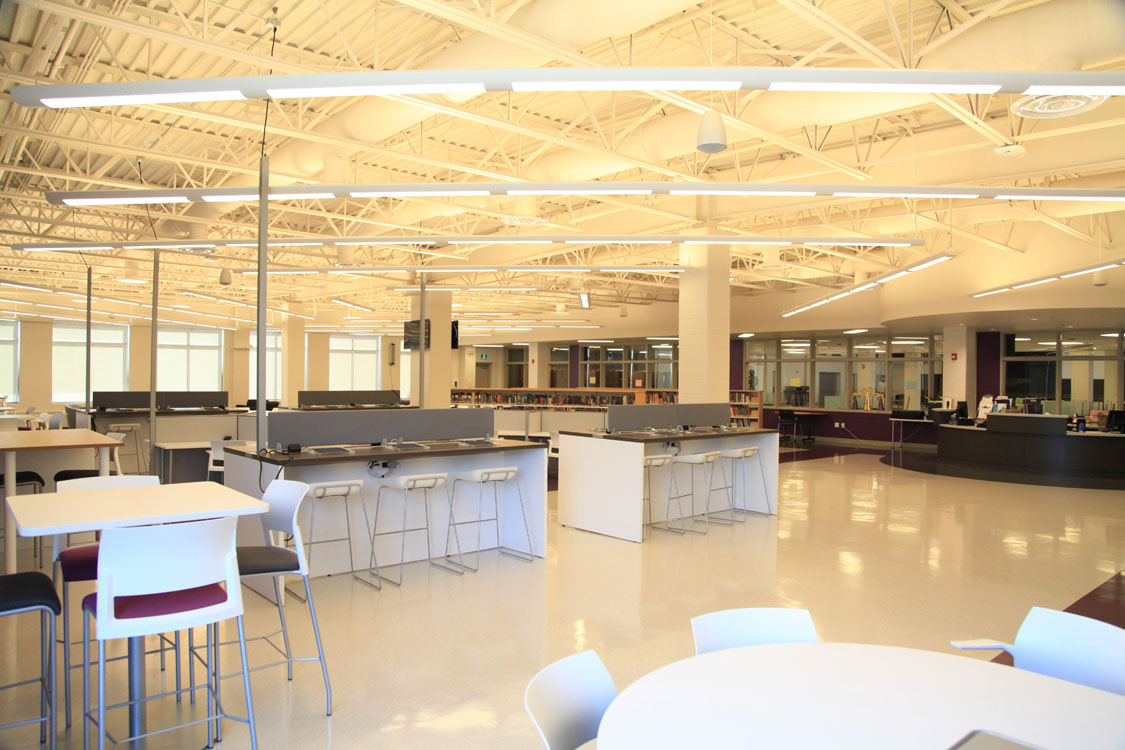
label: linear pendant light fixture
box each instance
[780,253,955,318]
[11,67,1125,108]
[971,258,1125,298]
[10,234,926,253]
[41,182,1125,206]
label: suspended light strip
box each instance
[971,257,1125,298]
[781,253,955,318]
[13,68,1123,108]
[12,234,925,252]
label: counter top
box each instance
[78,407,247,416]
[227,438,547,466]
[560,427,777,444]
[939,424,1125,438]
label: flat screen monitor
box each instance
[955,401,968,420]
[1106,410,1125,433]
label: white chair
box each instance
[206,439,240,481]
[665,451,722,535]
[81,516,258,750]
[47,413,66,429]
[299,480,362,584]
[951,606,1125,694]
[108,423,145,473]
[446,466,534,572]
[691,607,819,656]
[0,571,60,750]
[233,479,332,716]
[715,446,773,517]
[51,475,167,728]
[525,650,617,750]
[355,472,458,590]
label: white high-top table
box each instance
[8,481,268,745]
[598,642,1125,749]
[1,428,121,573]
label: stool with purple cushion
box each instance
[0,571,60,749]
[81,516,258,750]
[51,475,179,729]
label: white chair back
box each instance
[104,432,126,475]
[53,475,160,562]
[94,516,243,640]
[258,479,312,576]
[48,413,66,429]
[691,607,819,656]
[208,439,240,474]
[1011,607,1125,695]
[525,650,617,750]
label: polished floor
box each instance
[2,452,1123,749]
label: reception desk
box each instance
[558,427,779,543]
[937,414,1125,487]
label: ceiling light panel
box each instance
[15,68,1123,109]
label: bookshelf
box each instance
[644,389,678,404]
[450,387,646,410]
[730,390,763,426]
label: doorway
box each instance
[475,362,491,387]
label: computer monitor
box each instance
[1106,410,1125,433]
[1025,398,1044,415]
[955,401,968,420]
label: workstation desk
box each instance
[153,439,251,484]
[558,406,779,543]
[223,407,548,581]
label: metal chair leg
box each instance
[82,610,90,750]
[433,484,466,575]
[271,577,294,681]
[302,576,333,716]
[704,458,738,526]
[236,616,259,750]
[353,486,382,591]
[653,461,688,535]
[502,479,535,561]
[684,465,708,535]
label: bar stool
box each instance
[666,451,722,535]
[107,423,144,473]
[446,466,534,571]
[642,455,672,541]
[0,571,60,750]
[355,472,461,590]
[716,446,773,516]
[299,480,361,590]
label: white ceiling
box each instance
[0,0,1122,338]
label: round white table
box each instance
[597,643,1125,749]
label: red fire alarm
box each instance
[951,353,958,361]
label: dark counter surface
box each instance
[560,427,777,444]
[227,438,546,466]
[77,407,247,416]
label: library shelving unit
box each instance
[450,387,646,410]
[644,390,678,404]
[730,390,763,426]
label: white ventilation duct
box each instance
[173,0,1125,237]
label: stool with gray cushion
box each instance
[0,571,60,749]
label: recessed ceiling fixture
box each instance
[40,181,1125,207]
[14,68,1122,108]
[577,292,591,308]
[843,329,869,334]
[737,333,755,338]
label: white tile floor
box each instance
[2,452,1123,748]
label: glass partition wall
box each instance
[1002,331,1122,414]
[579,340,678,389]
[742,333,941,411]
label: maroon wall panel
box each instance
[975,331,1002,403]
[729,339,744,390]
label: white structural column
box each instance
[282,307,306,405]
[409,290,453,407]
[528,342,551,388]
[678,230,731,404]
[942,325,976,406]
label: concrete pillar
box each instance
[678,231,730,404]
[129,325,151,391]
[230,328,250,407]
[281,309,305,406]
[408,290,453,408]
[528,343,550,388]
[942,325,975,406]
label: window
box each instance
[0,320,17,401]
[506,348,527,388]
[157,327,223,391]
[549,347,570,387]
[248,330,283,400]
[52,322,128,402]
[328,334,380,390]
[851,361,887,409]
